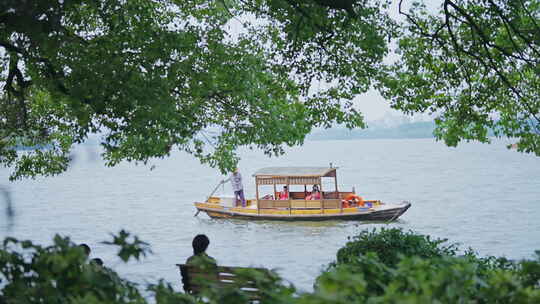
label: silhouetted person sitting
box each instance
[80,244,105,269]
[186,234,216,267]
[91,258,104,267]
[79,243,91,259]
[182,235,217,293]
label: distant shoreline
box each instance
[307,121,436,141]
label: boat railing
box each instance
[256,198,342,210]
[322,199,341,209]
[291,200,321,209]
[258,199,278,209]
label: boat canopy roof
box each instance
[253,167,336,178]
[253,167,338,187]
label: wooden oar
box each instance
[194,180,226,217]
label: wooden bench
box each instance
[177,264,272,300]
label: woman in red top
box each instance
[306,185,321,200]
[279,186,289,200]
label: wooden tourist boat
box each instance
[194,167,411,221]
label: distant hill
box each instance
[307,121,436,140]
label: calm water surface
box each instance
[1,138,539,291]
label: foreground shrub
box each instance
[313,251,540,303]
[0,233,291,304]
[0,232,155,303]
[333,228,458,268]
[1,229,539,303]
[314,228,540,303]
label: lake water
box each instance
[1,138,539,292]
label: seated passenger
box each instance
[186,234,217,268]
[262,194,274,200]
[306,185,321,200]
[90,258,104,267]
[279,186,289,200]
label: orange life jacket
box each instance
[342,194,364,207]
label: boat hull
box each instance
[195,202,411,222]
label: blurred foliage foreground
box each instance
[1,228,539,303]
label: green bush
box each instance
[313,253,540,303]
[0,233,147,303]
[333,228,458,268]
[0,232,291,304]
[313,227,540,303]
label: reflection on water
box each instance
[0,138,539,291]
[354,218,408,227]
[210,218,347,229]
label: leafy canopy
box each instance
[382,0,540,154]
[2,0,540,180]
[0,0,394,180]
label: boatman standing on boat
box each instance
[223,168,246,207]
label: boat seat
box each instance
[290,192,306,199]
